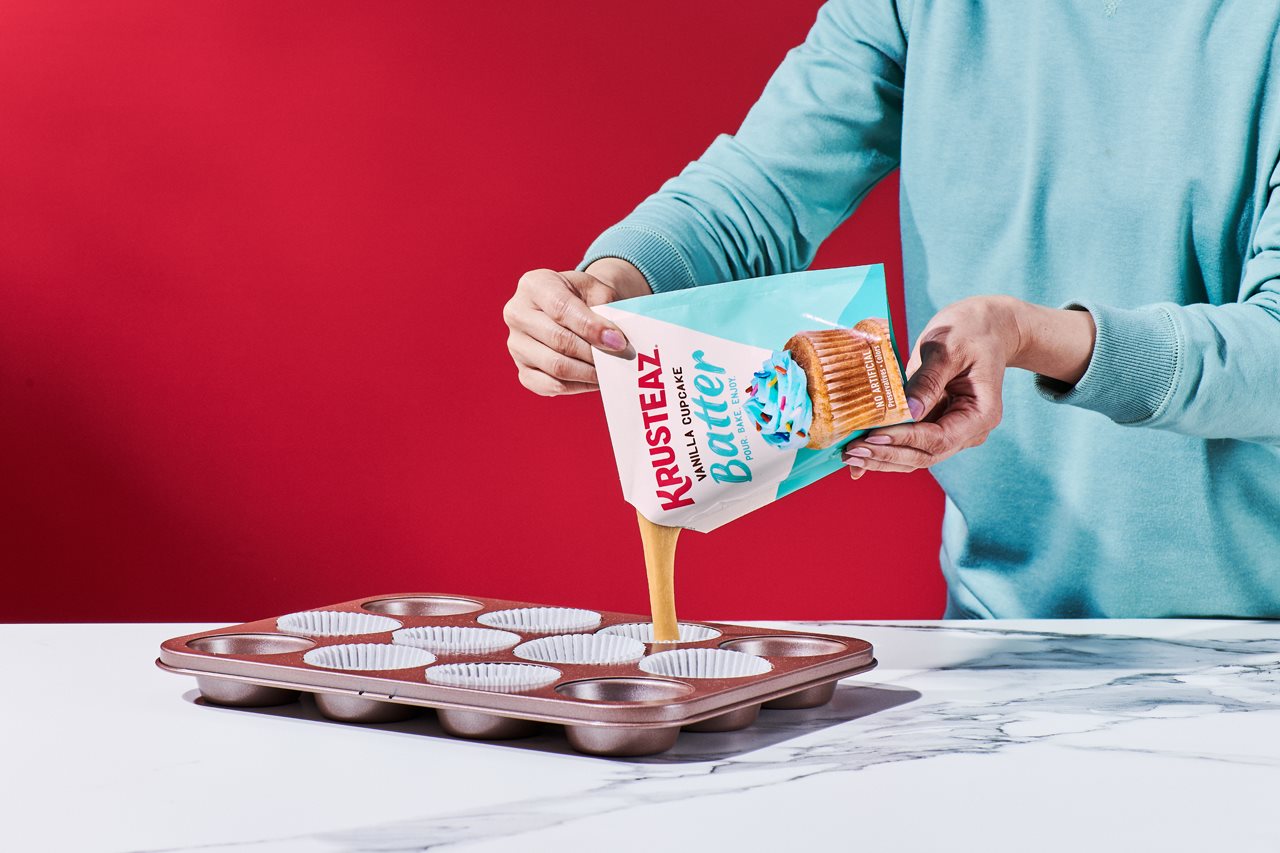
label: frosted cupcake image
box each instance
[746,318,910,449]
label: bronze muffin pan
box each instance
[157,593,876,756]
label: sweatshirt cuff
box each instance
[1034,301,1181,425]
[578,226,698,293]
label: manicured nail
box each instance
[907,397,924,420]
[845,447,872,458]
[864,435,892,445]
[849,467,863,480]
[601,329,626,351]
[845,457,865,468]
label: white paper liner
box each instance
[277,610,401,637]
[391,626,520,654]
[476,607,602,634]
[302,643,436,671]
[598,622,722,644]
[425,662,561,693]
[513,633,646,665]
[639,648,772,679]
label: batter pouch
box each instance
[593,264,912,533]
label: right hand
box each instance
[503,260,650,395]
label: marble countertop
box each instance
[5,619,1280,853]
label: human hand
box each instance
[503,259,651,396]
[842,295,1095,479]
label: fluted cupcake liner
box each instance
[811,332,886,428]
[639,648,772,679]
[783,322,909,447]
[477,607,602,634]
[391,626,520,654]
[513,633,646,665]
[302,643,436,671]
[425,662,561,693]
[598,622,722,644]
[277,610,401,637]
[853,318,909,420]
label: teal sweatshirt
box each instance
[580,1,1280,618]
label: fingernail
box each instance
[845,447,872,458]
[601,329,626,351]
[849,467,863,480]
[907,397,924,420]
[864,435,892,445]
[845,457,865,468]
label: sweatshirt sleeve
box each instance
[1037,159,1280,444]
[579,0,909,292]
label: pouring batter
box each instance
[636,511,680,643]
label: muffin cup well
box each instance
[555,677,694,703]
[436,709,539,740]
[639,648,772,679]
[598,622,722,644]
[718,635,847,657]
[762,681,838,710]
[392,626,520,655]
[276,610,401,637]
[312,693,419,723]
[302,643,435,671]
[362,596,483,617]
[514,634,645,665]
[195,676,299,708]
[476,607,601,634]
[684,703,761,733]
[425,662,561,693]
[564,724,680,757]
[187,633,315,656]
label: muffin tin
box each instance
[156,593,876,756]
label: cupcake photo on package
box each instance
[748,318,910,450]
[593,264,911,533]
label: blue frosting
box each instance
[744,351,813,449]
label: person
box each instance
[502,1,1280,619]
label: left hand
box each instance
[842,296,1023,479]
[843,294,1097,479]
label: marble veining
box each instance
[169,622,1280,851]
[6,620,1280,853]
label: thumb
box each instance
[555,271,632,355]
[903,339,956,421]
[568,270,621,309]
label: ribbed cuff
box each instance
[578,226,698,293]
[1035,301,1181,425]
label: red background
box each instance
[0,1,945,623]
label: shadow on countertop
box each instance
[182,681,921,764]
